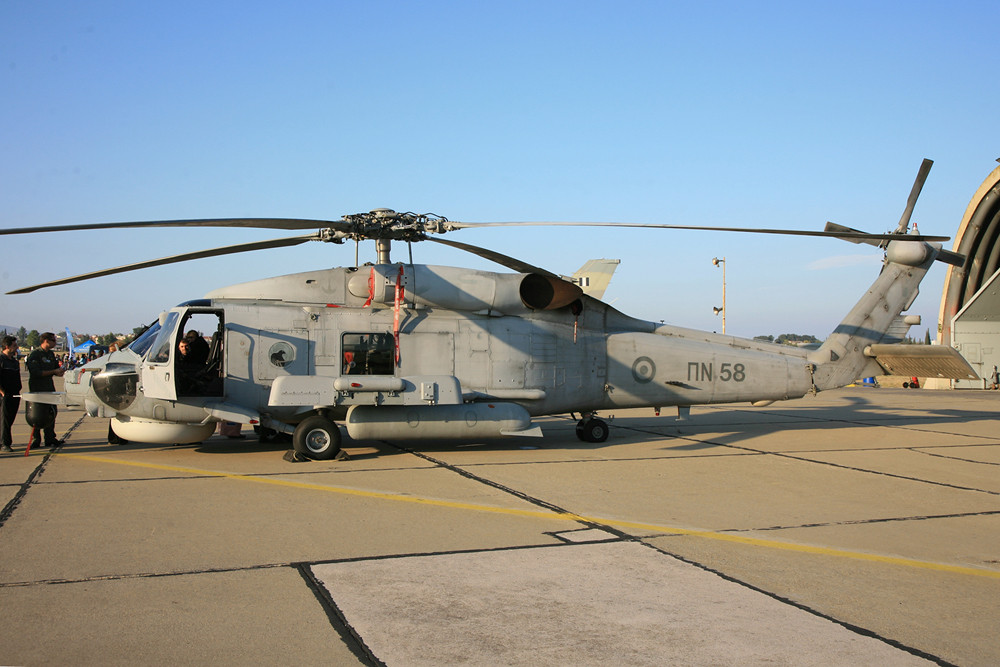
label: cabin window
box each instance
[342,332,395,375]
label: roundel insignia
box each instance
[631,356,656,383]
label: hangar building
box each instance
[939,161,1000,388]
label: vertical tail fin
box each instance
[808,241,937,389]
[569,259,620,300]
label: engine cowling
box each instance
[348,265,582,314]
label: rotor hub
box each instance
[338,209,451,242]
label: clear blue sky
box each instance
[2,1,997,339]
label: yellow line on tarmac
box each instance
[60,452,1000,580]
[61,453,574,520]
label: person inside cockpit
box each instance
[181,330,210,366]
[177,331,210,396]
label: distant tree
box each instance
[776,333,820,345]
[25,330,40,348]
[899,329,933,345]
[753,335,775,343]
[17,326,27,342]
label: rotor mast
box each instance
[341,209,451,266]
[376,239,392,265]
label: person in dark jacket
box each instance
[0,335,21,452]
[26,332,65,448]
[182,330,210,366]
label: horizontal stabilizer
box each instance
[864,344,978,380]
[567,259,621,300]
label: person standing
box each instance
[26,332,65,448]
[0,336,21,452]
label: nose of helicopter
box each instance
[66,354,140,414]
[63,358,106,407]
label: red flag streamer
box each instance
[571,301,582,344]
[393,265,405,364]
[25,426,37,457]
[362,266,375,308]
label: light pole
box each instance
[712,256,726,334]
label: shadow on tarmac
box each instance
[42,388,1000,463]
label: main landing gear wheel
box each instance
[576,417,609,443]
[292,415,342,460]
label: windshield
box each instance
[148,312,180,363]
[129,321,162,358]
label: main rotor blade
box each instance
[7,233,321,294]
[445,221,949,243]
[426,237,559,277]
[895,158,933,234]
[0,217,346,236]
[823,222,883,246]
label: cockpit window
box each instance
[342,332,395,375]
[129,321,161,357]
[148,312,180,363]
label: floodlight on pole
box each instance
[712,256,726,334]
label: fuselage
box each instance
[65,264,816,441]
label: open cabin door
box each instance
[143,306,225,401]
[143,310,181,401]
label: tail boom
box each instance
[808,240,936,390]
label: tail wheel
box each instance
[576,418,609,443]
[292,415,342,460]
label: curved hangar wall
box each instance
[939,162,1000,387]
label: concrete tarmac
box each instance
[1,384,998,665]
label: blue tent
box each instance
[72,340,97,354]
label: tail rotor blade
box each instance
[895,158,933,233]
[936,248,966,267]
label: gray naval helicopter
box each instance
[5,159,977,460]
